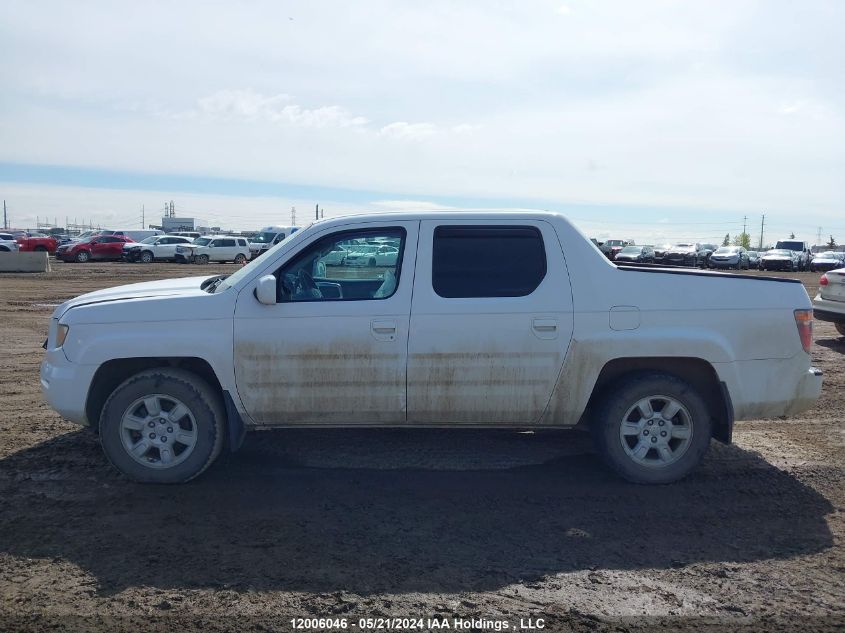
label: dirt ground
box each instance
[1,261,843,632]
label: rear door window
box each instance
[432,226,546,298]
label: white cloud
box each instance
[378,122,439,140]
[194,90,368,129]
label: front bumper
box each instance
[761,260,792,270]
[710,259,740,268]
[40,349,98,426]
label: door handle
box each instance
[371,319,397,341]
[532,318,558,340]
[532,318,557,331]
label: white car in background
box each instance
[175,236,251,264]
[123,235,193,263]
[814,267,845,338]
[0,232,20,252]
[319,245,349,266]
[344,244,400,267]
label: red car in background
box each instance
[56,235,134,263]
[16,233,58,254]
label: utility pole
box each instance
[817,227,822,246]
[3,200,6,230]
[315,203,319,221]
[759,214,765,250]
[742,215,747,238]
[142,205,145,229]
[290,206,296,226]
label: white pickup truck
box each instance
[41,211,823,484]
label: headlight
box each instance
[56,324,69,347]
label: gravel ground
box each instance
[1,261,843,632]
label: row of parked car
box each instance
[598,238,844,272]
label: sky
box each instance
[1,0,843,246]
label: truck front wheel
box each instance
[591,373,712,484]
[99,368,225,483]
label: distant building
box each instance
[161,217,209,232]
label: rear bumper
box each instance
[812,296,845,323]
[40,349,97,426]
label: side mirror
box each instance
[255,275,277,305]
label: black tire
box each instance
[99,368,225,484]
[139,250,154,264]
[196,254,209,265]
[34,245,48,252]
[234,253,246,265]
[75,250,90,263]
[590,373,712,484]
[369,257,377,267]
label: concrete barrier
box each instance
[0,251,51,273]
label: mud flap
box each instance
[223,390,246,452]
[714,381,734,444]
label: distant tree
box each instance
[789,232,796,239]
[732,232,751,249]
[828,235,837,248]
[722,233,731,246]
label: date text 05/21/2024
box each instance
[289,617,546,630]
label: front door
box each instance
[233,221,418,425]
[407,220,574,425]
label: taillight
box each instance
[794,309,813,354]
[819,274,829,286]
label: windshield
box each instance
[715,247,738,254]
[619,246,641,254]
[776,240,803,251]
[815,252,837,258]
[139,236,158,244]
[606,240,624,247]
[193,237,212,246]
[252,231,279,244]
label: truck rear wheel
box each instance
[99,368,225,483]
[591,373,712,484]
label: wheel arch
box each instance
[585,356,733,443]
[86,357,225,433]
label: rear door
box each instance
[407,220,574,425]
[90,236,122,259]
[155,237,181,259]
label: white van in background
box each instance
[248,225,299,259]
